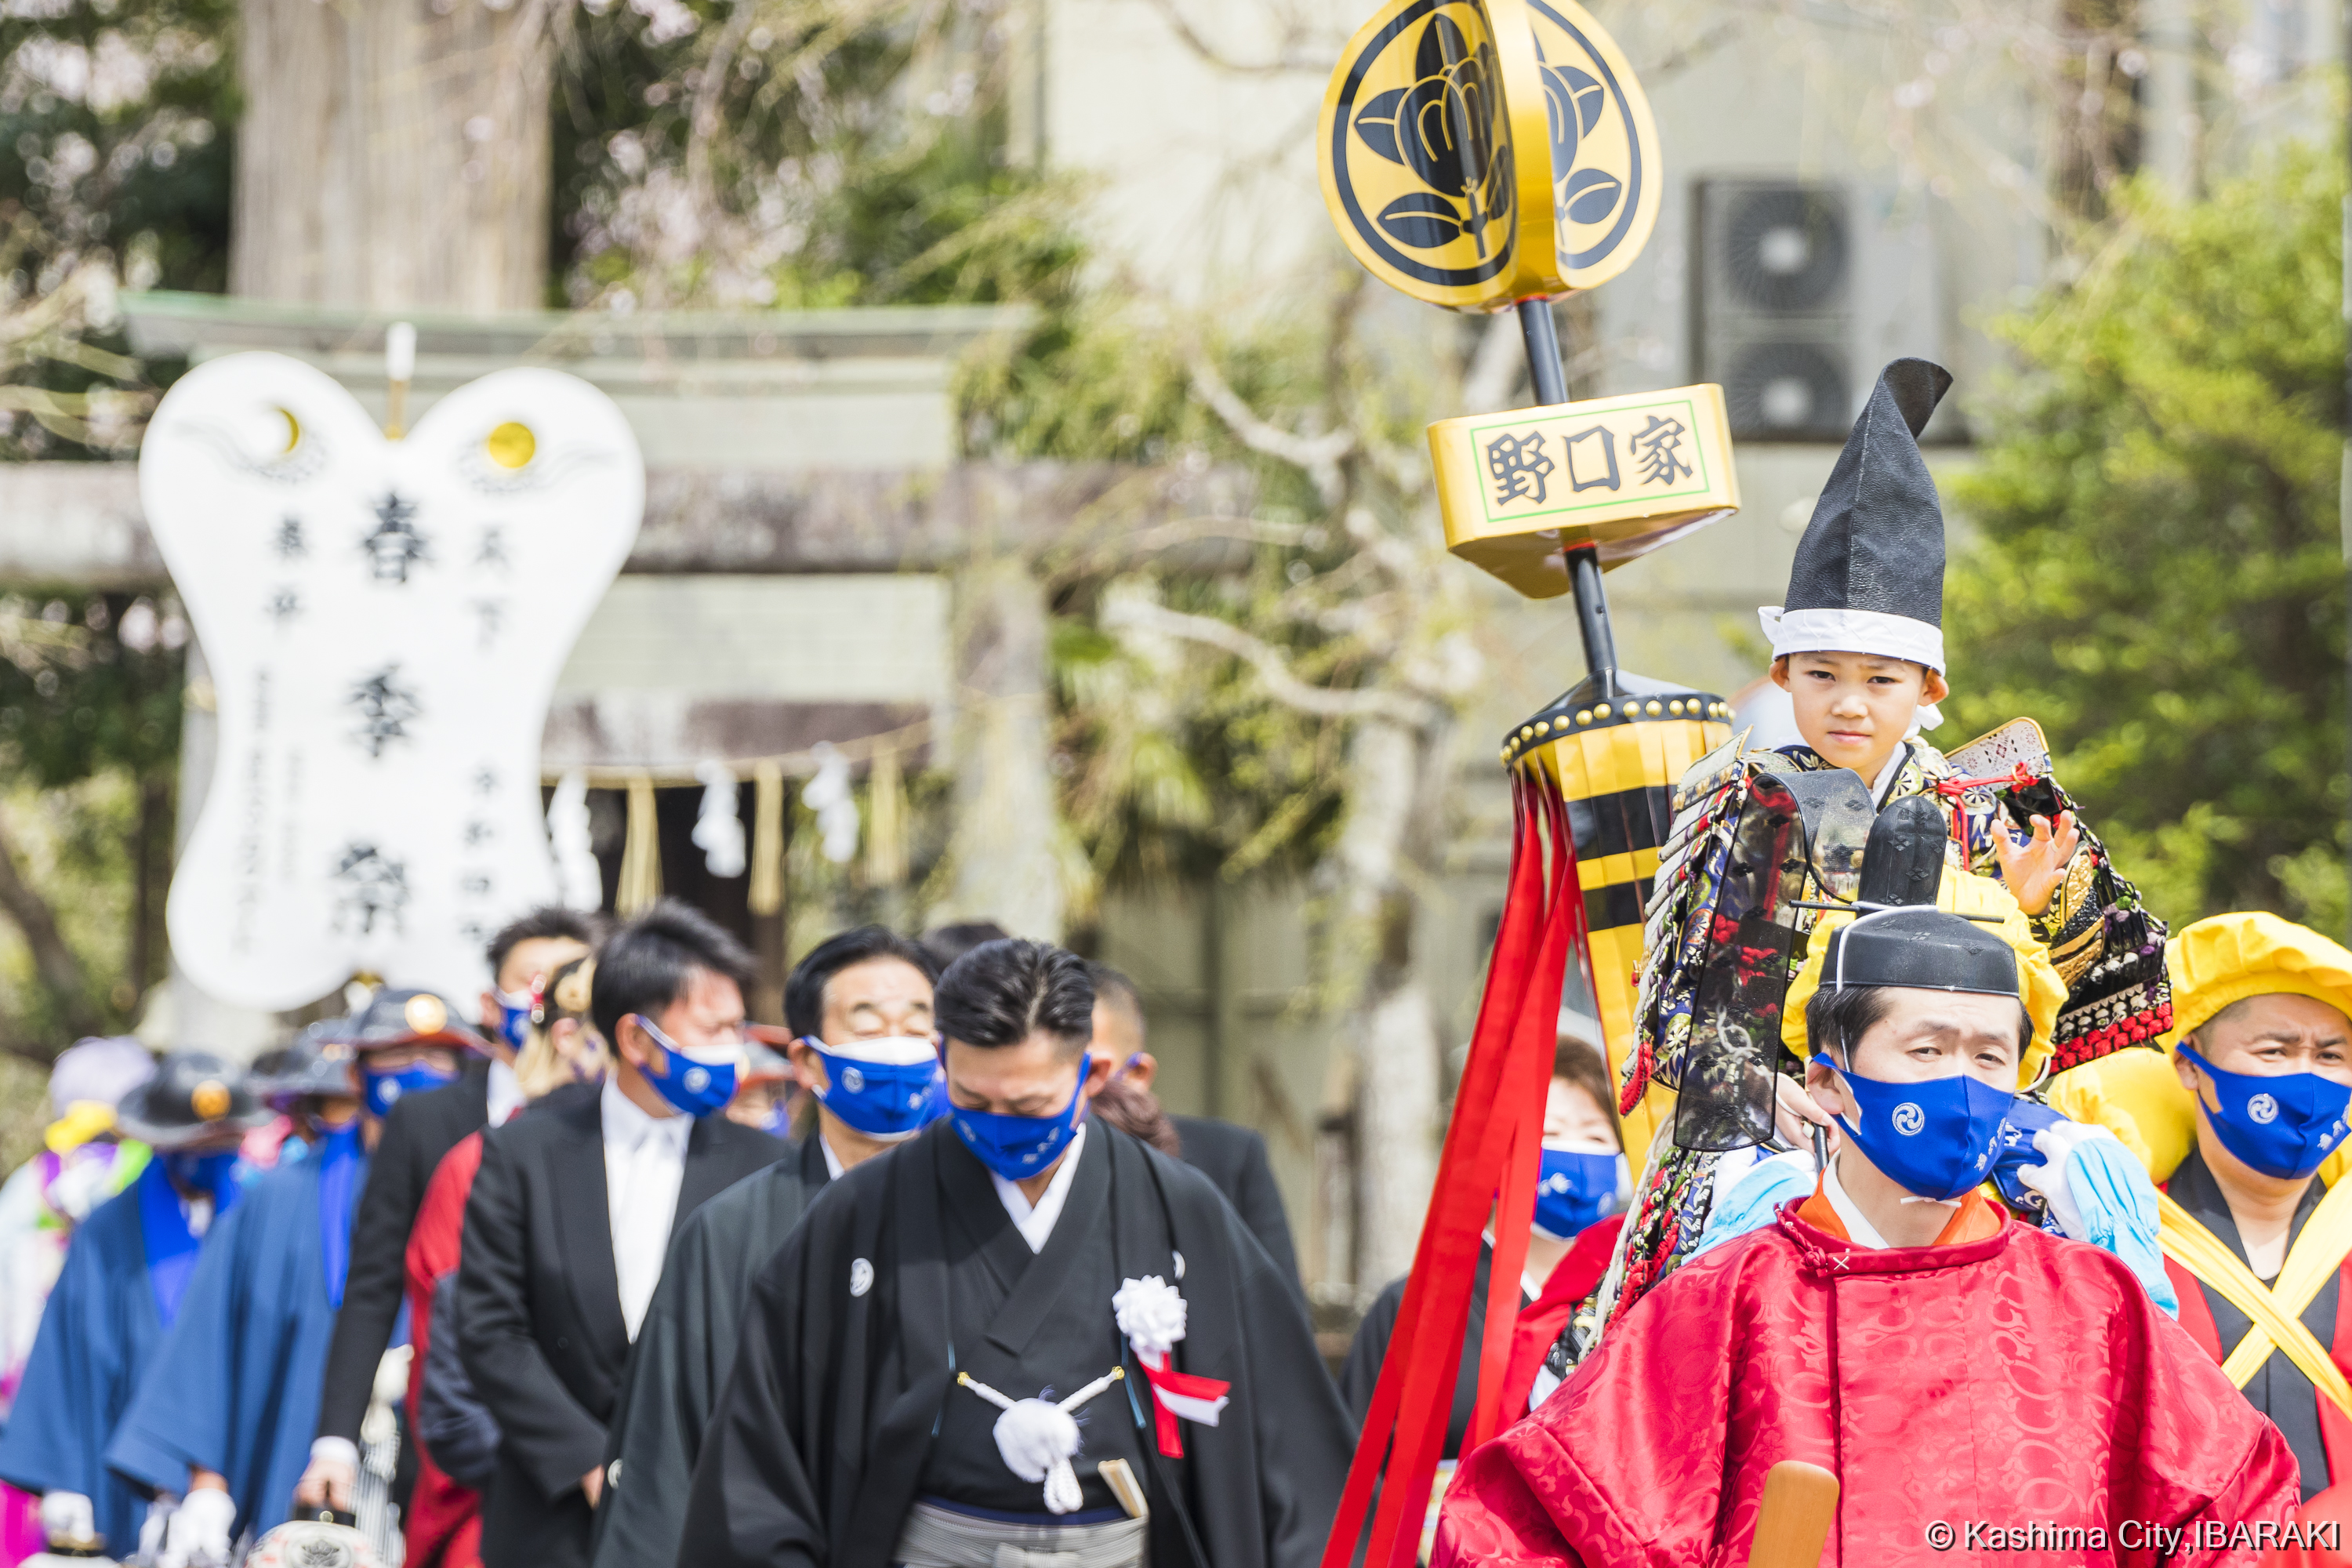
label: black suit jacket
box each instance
[316,1058,493,1444]
[1169,1113,1302,1301]
[456,1090,784,1568]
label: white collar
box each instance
[602,1074,689,1153]
[1823,1155,1893,1250]
[992,1123,1086,1253]
[1868,744,1911,807]
[818,1132,846,1181]
[486,1058,526,1127]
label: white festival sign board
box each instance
[144,353,643,1011]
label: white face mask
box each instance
[819,1035,941,1065]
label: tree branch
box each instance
[1103,597,1438,729]
[0,814,97,1036]
[1189,355,1354,506]
[1138,0,1328,75]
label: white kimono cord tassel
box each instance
[959,1368,1125,1516]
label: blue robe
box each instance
[0,1162,175,1555]
[105,1144,363,1541]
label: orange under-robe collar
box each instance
[1796,1176,2003,1247]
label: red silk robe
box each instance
[1434,1203,2299,1567]
[401,1132,485,1568]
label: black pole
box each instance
[1515,297,1619,687]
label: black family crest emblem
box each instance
[1319,0,1661,308]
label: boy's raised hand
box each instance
[1993,810,2081,918]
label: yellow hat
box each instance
[2043,914,2352,1189]
[1780,864,2065,1088]
[2161,912,2352,1047]
[42,1100,116,1156]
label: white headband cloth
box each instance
[1757,607,1946,675]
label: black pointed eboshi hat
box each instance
[1759,358,1955,673]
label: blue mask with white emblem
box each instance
[363,1060,459,1120]
[2178,1042,2352,1180]
[630,1014,742,1120]
[1830,1062,2016,1203]
[951,1055,1095,1181]
[494,986,535,1054]
[1531,1148,1624,1240]
[808,1036,944,1142]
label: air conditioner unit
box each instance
[1692,179,1944,442]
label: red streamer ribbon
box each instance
[1317,768,1588,1568]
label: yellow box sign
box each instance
[1428,383,1740,599]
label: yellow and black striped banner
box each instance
[1505,685,1732,1156]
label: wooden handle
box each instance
[1746,1461,1839,1568]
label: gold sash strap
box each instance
[2158,1183,2352,1421]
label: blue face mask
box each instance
[1532,1148,1623,1240]
[495,987,535,1054]
[951,1055,1095,1181]
[632,1014,741,1119]
[2179,1042,2352,1179]
[162,1149,241,1202]
[363,1060,459,1120]
[808,1036,944,1142]
[1831,1060,2016,1203]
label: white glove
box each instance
[159,1485,237,1568]
[38,1490,95,1548]
[2016,1120,2108,1241]
[991,1399,1086,1515]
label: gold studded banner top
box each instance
[1508,691,1733,1156]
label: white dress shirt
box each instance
[990,1124,1086,1254]
[602,1076,691,1339]
[487,1058,527,1127]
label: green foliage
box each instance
[0,592,182,786]
[555,0,1084,313]
[0,0,235,456]
[1943,146,2346,929]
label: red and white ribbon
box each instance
[1114,1275,1231,1457]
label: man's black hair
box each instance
[784,926,941,1040]
[936,938,1094,1054]
[1091,964,1144,1036]
[922,920,1013,971]
[591,898,757,1047]
[1804,982,2032,1068]
[485,906,602,980]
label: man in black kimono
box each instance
[589,924,941,1568]
[680,937,1352,1568]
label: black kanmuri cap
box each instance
[1820,906,2020,999]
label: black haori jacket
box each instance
[677,1117,1352,1568]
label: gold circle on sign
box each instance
[191,1080,230,1120]
[486,422,536,469]
[405,993,448,1036]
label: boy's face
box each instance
[1771,651,1951,782]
